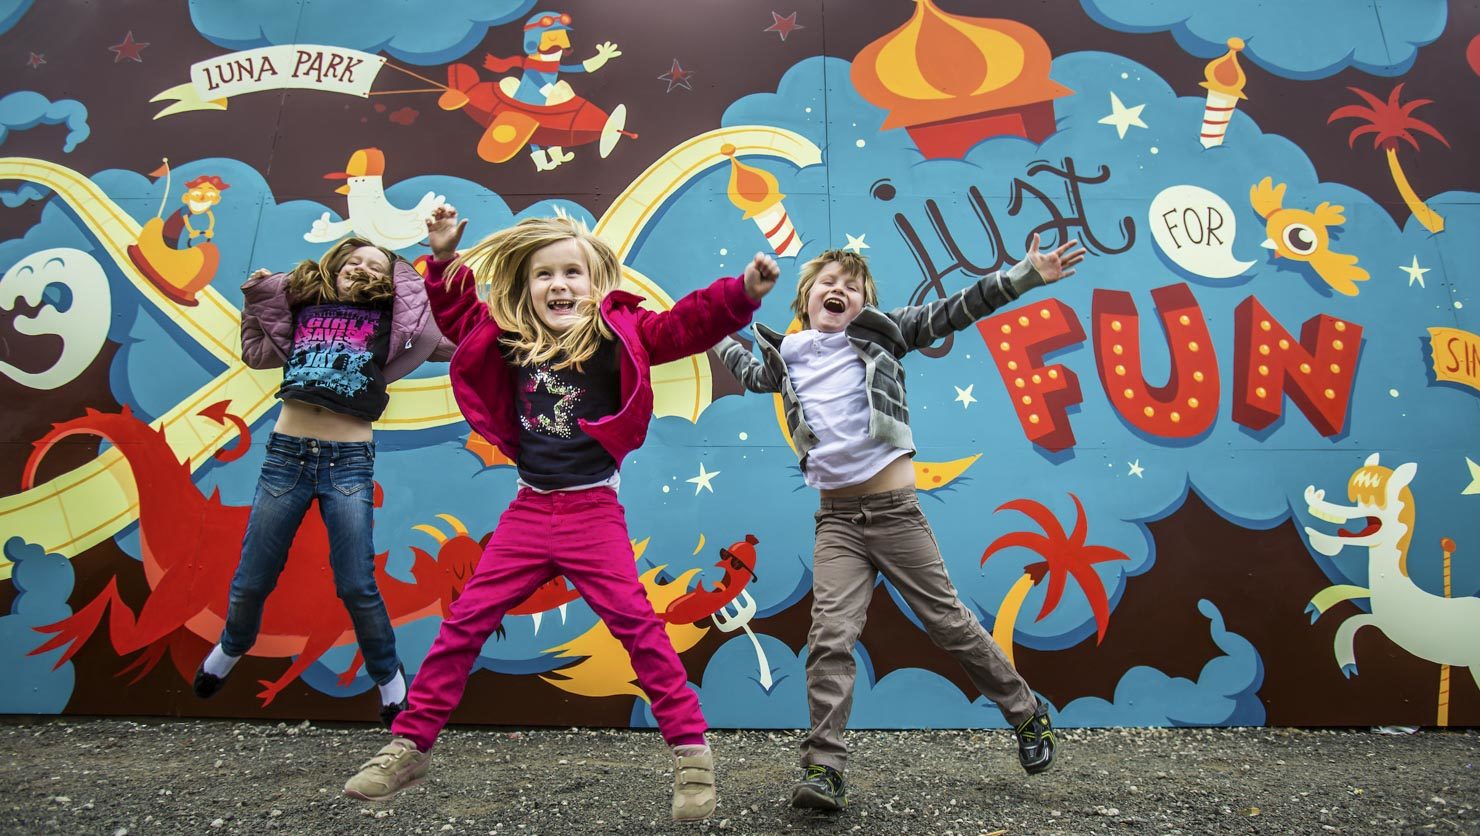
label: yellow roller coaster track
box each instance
[0,127,821,577]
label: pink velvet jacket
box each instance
[239,259,455,381]
[423,257,760,466]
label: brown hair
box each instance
[451,216,621,370]
[791,249,879,328]
[285,237,397,307]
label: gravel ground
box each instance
[1,718,1477,835]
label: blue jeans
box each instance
[220,432,401,686]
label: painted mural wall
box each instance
[1,0,1477,730]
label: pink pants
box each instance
[392,487,707,750]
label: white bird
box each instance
[304,147,445,250]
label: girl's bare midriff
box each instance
[273,399,374,442]
[818,451,914,498]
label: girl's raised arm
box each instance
[423,206,486,345]
[636,252,776,366]
[240,267,293,368]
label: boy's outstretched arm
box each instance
[714,335,783,394]
[637,252,778,366]
[889,234,1086,351]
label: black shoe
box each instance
[791,764,846,811]
[378,664,408,729]
[193,662,228,699]
[379,697,407,729]
[1015,698,1056,775]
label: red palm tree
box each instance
[980,493,1128,665]
[1328,84,1450,233]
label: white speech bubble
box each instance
[1148,185,1255,279]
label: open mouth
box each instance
[1338,517,1381,538]
[822,298,846,314]
[547,299,575,314]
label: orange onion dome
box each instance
[850,0,1071,130]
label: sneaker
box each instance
[671,747,716,822]
[379,697,407,730]
[192,662,228,699]
[343,737,430,801]
[1014,698,1056,775]
[791,764,846,811]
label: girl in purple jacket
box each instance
[195,238,453,725]
[343,207,778,823]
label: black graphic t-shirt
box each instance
[277,302,391,421]
[507,339,622,490]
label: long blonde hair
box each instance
[452,216,621,370]
[792,248,879,329]
[286,237,396,307]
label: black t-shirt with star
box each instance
[505,338,622,490]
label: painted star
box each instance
[1400,256,1430,288]
[1464,457,1480,496]
[108,30,149,63]
[26,52,44,69]
[1098,92,1147,139]
[954,384,977,409]
[765,11,804,41]
[844,232,870,253]
[1127,459,1145,478]
[687,462,721,495]
[658,59,693,93]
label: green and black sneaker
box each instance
[791,764,847,811]
[1015,698,1056,775]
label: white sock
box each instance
[378,669,406,706]
[202,645,239,678]
[673,743,710,757]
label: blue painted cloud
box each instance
[0,538,76,713]
[0,182,47,207]
[1058,600,1265,726]
[639,600,1260,729]
[0,195,95,277]
[1080,0,1446,79]
[0,0,32,36]
[189,0,535,65]
[0,91,89,152]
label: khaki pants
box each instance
[802,488,1037,771]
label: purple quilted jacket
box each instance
[239,259,455,381]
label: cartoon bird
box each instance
[304,148,445,250]
[1250,177,1369,296]
[480,10,621,171]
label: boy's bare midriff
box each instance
[818,452,914,498]
[273,399,374,442]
